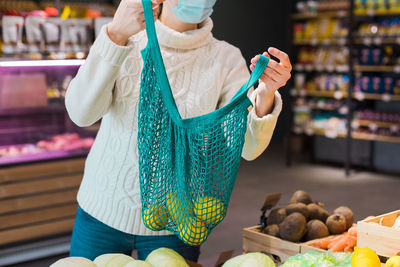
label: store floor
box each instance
[7,145,400,267]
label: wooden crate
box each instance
[0,158,85,246]
[357,210,400,258]
[242,226,301,262]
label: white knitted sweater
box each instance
[65,18,282,236]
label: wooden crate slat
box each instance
[0,188,78,214]
[242,226,300,263]
[0,218,75,246]
[0,203,78,230]
[0,174,82,199]
[0,158,85,184]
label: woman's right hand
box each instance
[107,0,164,46]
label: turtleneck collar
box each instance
[155,18,214,50]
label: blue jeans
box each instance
[70,206,201,261]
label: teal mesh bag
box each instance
[138,0,270,246]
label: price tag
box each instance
[382,93,392,102]
[374,37,382,45]
[305,64,313,71]
[317,101,325,108]
[369,134,376,141]
[355,91,365,101]
[300,89,307,97]
[390,125,399,133]
[325,129,338,139]
[326,65,335,72]
[294,127,302,134]
[290,88,298,96]
[367,9,375,16]
[338,38,346,46]
[339,106,349,115]
[394,66,400,74]
[295,64,304,71]
[315,64,324,71]
[351,120,360,129]
[363,38,372,46]
[311,38,318,46]
[369,123,378,132]
[336,65,349,73]
[334,91,344,100]
[323,39,331,45]
[306,128,314,136]
[338,11,346,17]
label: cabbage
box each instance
[124,260,154,267]
[145,248,189,267]
[222,252,276,267]
[50,257,96,267]
[94,253,135,266]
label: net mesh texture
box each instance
[137,0,269,246]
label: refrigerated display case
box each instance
[0,1,115,264]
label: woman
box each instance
[66,0,291,262]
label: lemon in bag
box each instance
[178,217,208,246]
[143,204,168,231]
[194,196,224,225]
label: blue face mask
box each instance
[172,0,217,24]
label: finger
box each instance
[264,67,281,82]
[250,55,260,65]
[267,59,291,76]
[268,47,292,70]
[126,0,142,8]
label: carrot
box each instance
[329,234,350,252]
[348,226,357,237]
[312,235,336,249]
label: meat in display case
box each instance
[0,59,98,166]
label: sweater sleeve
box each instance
[218,47,283,161]
[65,25,133,127]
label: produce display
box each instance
[279,250,352,267]
[222,252,276,267]
[261,190,355,251]
[51,248,189,267]
[309,226,357,252]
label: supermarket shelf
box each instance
[354,65,400,73]
[291,89,400,101]
[293,127,400,143]
[293,38,347,46]
[354,37,400,46]
[0,148,90,166]
[354,120,400,129]
[0,59,85,67]
[355,12,400,18]
[294,64,349,73]
[291,10,348,20]
[0,106,65,117]
[293,104,337,111]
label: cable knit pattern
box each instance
[65,18,282,236]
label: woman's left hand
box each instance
[250,47,292,117]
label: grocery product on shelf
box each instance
[296,47,349,69]
[358,46,400,66]
[293,18,348,43]
[355,0,400,15]
[36,133,94,152]
[354,75,400,95]
[296,0,349,13]
[2,16,25,54]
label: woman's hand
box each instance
[107,0,165,46]
[250,47,292,117]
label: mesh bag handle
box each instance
[139,0,270,246]
[141,0,269,127]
